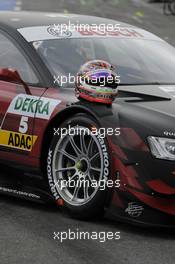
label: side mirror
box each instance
[0,68,23,83]
[0,68,31,94]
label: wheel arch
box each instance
[40,105,101,177]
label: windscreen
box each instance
[32,37,175,86]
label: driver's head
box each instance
[75,60,119,104]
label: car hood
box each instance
[117,85,175,118]
[56,85,175,119]
[118,85,175,100]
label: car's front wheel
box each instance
[47,113,111,219]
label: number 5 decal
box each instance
[19,116,29,134]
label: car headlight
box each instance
[148,136,175,161]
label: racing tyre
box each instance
[47,113,111,219]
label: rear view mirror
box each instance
[0,68,23,83]
[0,67,31,94]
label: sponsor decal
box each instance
[7,94,61,120]
[164,131,175,137]
[17,26,162,42]
[47,25,72,38]
[97,134,109,180]
[47,149,60,200]
[0,129,37,151]
[0,186,40,199]
[125,202,144,217]
[77,27,143,38]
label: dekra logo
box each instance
[14,96,49,115]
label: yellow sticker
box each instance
[0,130,37,151]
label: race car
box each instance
[1,11,175,226]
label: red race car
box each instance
[1,11,175,226]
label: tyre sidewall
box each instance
[47,114,111,218]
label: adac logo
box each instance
[125,202,144,218]
[0,130,37,151]
[47,24,72,38]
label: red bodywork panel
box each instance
[0,80,52,167]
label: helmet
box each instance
[75,60,119,104]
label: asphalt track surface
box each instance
[1,0,175,264]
